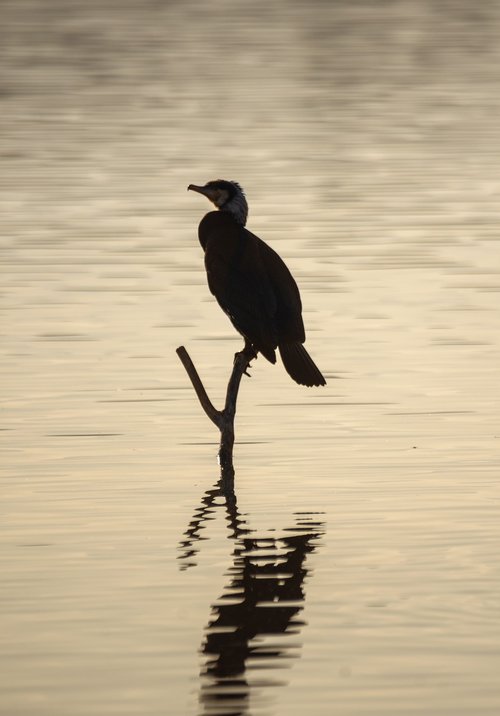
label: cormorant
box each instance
[188,179,326,387]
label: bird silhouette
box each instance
[188,179,326,387]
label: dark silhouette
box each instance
[188,180,326,387]
[178,480,325,715]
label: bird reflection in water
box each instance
[178,480,325,715]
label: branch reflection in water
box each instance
[178,480,325,715]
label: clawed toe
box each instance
[234,345,257,377]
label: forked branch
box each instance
[176,346,252,484]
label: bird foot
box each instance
[234,345,257,377]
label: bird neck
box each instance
[220,194,248,226]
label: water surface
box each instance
[1,1,499,714]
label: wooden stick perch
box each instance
[176,345,252,485]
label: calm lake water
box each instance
[1,1,500,714]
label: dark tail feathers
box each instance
[278,342,326,387]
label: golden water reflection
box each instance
[2,0,500,714]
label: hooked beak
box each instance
[188,183,212,198]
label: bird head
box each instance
[188,179,248,226]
